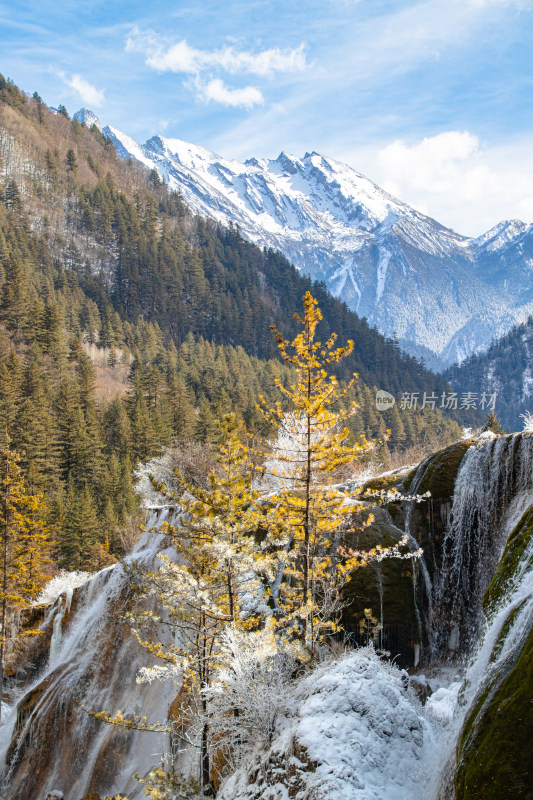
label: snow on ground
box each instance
[219,648,444,800]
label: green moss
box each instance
[416,440,471,500]
[484,505,533,615]
[360,469,410,495]
[458,682,492,754]
[488,600,528,665]
[402,468,417,493]
[455,627,533,800]
[342,510,418,629]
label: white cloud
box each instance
[365,131,533,235]
[126,29,307,78]
[125,28,306,109]
[377,131,492,196]
[58,71,105,107]
[196,79,264,109]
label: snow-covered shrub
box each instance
[218,648,429,800]
[35,570,92,606]
[520,410,533,433]
[205,624,298,777]
[134,442,216,506]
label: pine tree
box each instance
[66,148,78,172]
[194,397,218,443]
[61,481,99,568]
[483,409,504,434]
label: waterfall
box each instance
[49,588,73,667]
[434,435,533,655]
[0,437,531,799]
[407,433,533,662]
[400,433,533,797]
[0,509,182,800]
[426,500,533,799]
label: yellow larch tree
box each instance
[93,414,272,795]
[0,439,52,720]
[259,291,410,651]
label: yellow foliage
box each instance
[0,439,53,715]
[258,292,384,650]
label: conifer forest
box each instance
[0,21,532,800]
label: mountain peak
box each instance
[104,121,533,366]
[73,108,102,131]
[274,151,300,174]
[473,218,531,252]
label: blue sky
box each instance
[2,0,533,235]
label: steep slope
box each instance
[0,81,469,403]
[3,435,532,799]
[444,316,533,432]
[100,117,533,366]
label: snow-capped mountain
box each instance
[88,111,533,366]
[73,107,102,131]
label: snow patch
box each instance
[35,571,92,606]
[376,248,391,304]
[425,682,461,723]
[219,649,434,800]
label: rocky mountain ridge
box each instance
[83,109,533,367]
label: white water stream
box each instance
[0,509,182,800]
[0,435,531,799]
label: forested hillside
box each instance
[445,316,533,431]
[0,74,467,569]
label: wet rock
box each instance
[455,626,533,799]
[409,675,433,705]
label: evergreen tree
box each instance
[66,149,78,172]
[483,410,504,434]
[61,481,99,568]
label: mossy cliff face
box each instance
[342,443,471,666]
[342,504,419,666]
[454,625,533,800]
[454,505,533,800]
[407,441,471,575]
[484,505,533,615]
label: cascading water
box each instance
[0,435,531,799]
[0,509,182,800]
[405,433,533,797]
[49,588,74,667]
[434,434,533,657]
[426,494,533,798]
[407,433,533,663]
